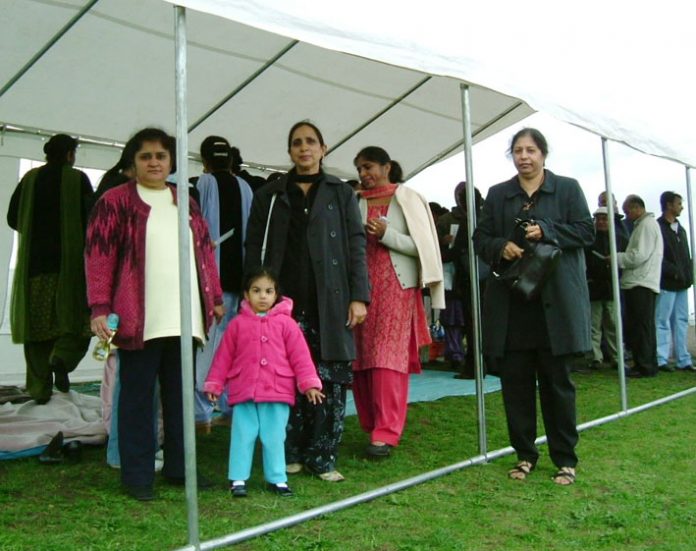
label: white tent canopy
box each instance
[165,0,696,168]
[1,0,533,180]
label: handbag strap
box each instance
[260,193,277,265]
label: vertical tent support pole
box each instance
[459,83,487,455]
[685,167,696,338]
[174,5,200,548]
[601,138,628,412]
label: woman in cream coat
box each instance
[352,146,444,458]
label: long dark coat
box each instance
[473,170,594,358]
[245,172,369,362]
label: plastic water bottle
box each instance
[92,313,120,361]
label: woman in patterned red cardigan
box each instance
[85,128,223,501]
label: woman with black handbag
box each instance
[473,128,594,486]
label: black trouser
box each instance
[118,338,187,488]
[24,334,90,402]
[285,381,347,474]
[498,349,578,468]
[623,286,658,374]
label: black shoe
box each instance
[267,483,294,497]
[453,371,475,380]
[35,397,51,405]
[229,481,248,498]
[571,366,591,374]
[51,359,70,393]
[449,360,463,372]
[658,364,675,373]
[164,473,215,489]
[39,431,64,464]
[589,360,602,370]
[366,443,392,458]
[124,484,155,501]
[626,368,645,378]
[63,440,83,462]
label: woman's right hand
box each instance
[502,241,524,261]
[91,315,111,341]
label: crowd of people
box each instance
[6,125,695,500]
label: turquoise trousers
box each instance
[229,401,289,484]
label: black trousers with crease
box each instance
[498,348,578,468]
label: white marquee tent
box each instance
[2,0,695,383]
[2,1,696,547]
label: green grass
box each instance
[1,368,695,550]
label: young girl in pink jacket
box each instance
[204,268,324,497]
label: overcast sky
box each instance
[406,112,693,230]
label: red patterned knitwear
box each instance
[84,181,223,350]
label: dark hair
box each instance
[428,202,448,218]
[200,136,232,171]
[624,194,645,209]
[455,182,484,211]
[230,146,243,174]
[123,128,177,174]
[345,179,360,190]
[243,266,282,303]
[95,142,138,201]
[287,121,325,150]
[43,133,77,164]
[354,146,404,184]
[508,127,549,158]
[660,191,682,211]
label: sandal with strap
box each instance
[508,460,535,480]
[552,467,576,486]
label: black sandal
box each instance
[508,460,535,480]
[552,467,576,486]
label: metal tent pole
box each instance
[459,83,487,455]
[684,167,696,337]
[601,138,628,412]
[174,5,200,549]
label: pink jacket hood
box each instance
[203,296,321,406]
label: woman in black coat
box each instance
[245,121,369,482]
[473,128,593,486]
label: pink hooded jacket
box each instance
[204,297,321,406]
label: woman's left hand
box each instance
[346,301,367,328]
[366,217,387,238]
[213,304,225,323]
[524,223,543,241]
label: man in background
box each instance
[655,191,695,372]
[618,195,663,378]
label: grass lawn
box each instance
[1,368,695,550]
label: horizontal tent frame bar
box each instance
[178,386,696,550]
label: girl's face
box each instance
[134,140,171,189]
[244,276,277,314]
[512,134,545,181]
[355,157,390,189]
[289,125,326,175]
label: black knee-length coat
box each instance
[473,170,594,358]
[245,172,369,362]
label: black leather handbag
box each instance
[492,219,562,301]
